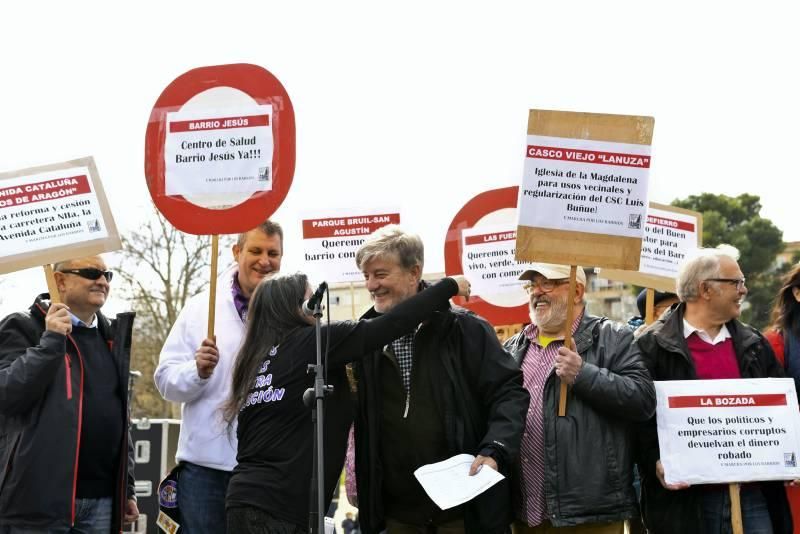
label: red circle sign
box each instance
[444,186,529,326]
[144,63,295,235]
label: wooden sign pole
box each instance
[645,287,655,325]
[729,483,744,534]
[43,264,61,305]
[207,235,219,338]
[559,265,578,417]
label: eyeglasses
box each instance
[705,277,746,290]
[58,268,113,282]
[522,279,569,293]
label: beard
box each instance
[530,294,568,333]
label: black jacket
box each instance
[0,294,136,531]
[504,313,656,527]
[353,294,529,534]
[635,303,792,534]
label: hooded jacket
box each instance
[0,294,135,531]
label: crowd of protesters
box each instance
[2,221,799,534]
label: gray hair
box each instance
[355,224,424,272]
[676,245,741,302]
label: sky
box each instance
[1,1,798,317]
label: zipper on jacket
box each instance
[66,335,85,527]
[64,355,72,400]
[403,391,411,418]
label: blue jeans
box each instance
[701,485,774,534]
[1,497,112,534]
[178,462,232,534]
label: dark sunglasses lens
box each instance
[79,268,112,281]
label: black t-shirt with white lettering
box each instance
[225,278,458,528]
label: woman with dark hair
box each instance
[223,272,470,534]
[765,263,800,532]
[765,264,800,384]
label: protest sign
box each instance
[461,225,531,308]
[301,209,400,284]
[0,157,120,276]
[165,104,274,201]
[145,63,295,336]
[144,63,295,235]
[444,186,529,326]
[656,378,800,485]
[515,109,654,270]
[515,110,655,415]
[600,202,702,293]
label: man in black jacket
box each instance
[0,255,138,533]
[352,225,529,534]
[503,263,655,533]
[636,246,793,534]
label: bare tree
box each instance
[116,211,213,419]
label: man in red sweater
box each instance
[635,246,792,534]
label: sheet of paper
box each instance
[413,453,505,510]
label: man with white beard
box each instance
[503,263,655,534]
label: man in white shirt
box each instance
[155,221,283,534]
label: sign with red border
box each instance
[144,63,295,235]
[444,186,529,326]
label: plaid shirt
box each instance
[517,312,583,527]
[390,332,415,394]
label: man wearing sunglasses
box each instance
[635,246,792,534]
[0,255,138,533]
[155,220,283,534]
[503,263,655,534]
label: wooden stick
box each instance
[645,287,655,325]
[43,264,61,305]
[559,265,578,417]
[207,235,219,339]
[729,483,743,534]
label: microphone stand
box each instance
[303,297,333,534]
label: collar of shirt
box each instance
[683,319,731,345]
[523,310,585,348]
[69,312,97,328]
[231,271,249,323]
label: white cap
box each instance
[518,262,586,285]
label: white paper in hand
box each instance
[413,454,505,510]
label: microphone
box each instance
[302,281,328,316]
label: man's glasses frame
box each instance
[522,279,570,294]
[58,268,114,282]
[704,277,746,291]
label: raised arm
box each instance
[325,277,468,366]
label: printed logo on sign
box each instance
[786,453,797,467]
[158,480,178,509]
[86,219,101,232]
[258,166,270,183]
[628,213,642,229]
